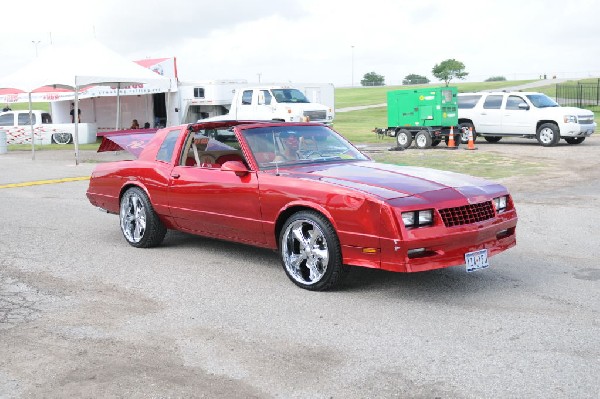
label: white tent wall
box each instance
[51,95,155,132]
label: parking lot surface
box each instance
[1,138,599,398]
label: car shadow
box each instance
[161,231,521,300]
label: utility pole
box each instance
[257,73,262,83]
[32,40,41,57]
[351,45,355,87]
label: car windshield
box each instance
[271,89,309,103]
[242,125,369,169]
[526,94,559,108]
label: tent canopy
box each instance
[0,40,173,92]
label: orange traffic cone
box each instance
[447,126,457,149]
[466,127,477,150]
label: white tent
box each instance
[0,40,173,164]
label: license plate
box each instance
[465,249,489,272]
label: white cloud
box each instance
[2,0,599,86]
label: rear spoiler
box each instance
[97,131,157,158]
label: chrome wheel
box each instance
[120,191,147,244]
[52,132,72,144]
[536,123,560,147]
[538,127,554,144]
[282,218,330,286]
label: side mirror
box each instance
[221,160,249,177]
[518,103,530,110]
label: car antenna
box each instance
[272,130,280,175]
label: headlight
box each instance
[493,196,508,213]
[564,115,577,123]
[402,209,434,228]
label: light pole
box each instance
[257,73,262,83]
[32,40,41,57]
[351,45,355,87]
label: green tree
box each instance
[485,76,507,82]
[402,74,430,85]
[431,59,468,86]
[360,72,385,86]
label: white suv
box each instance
[457,92,596,146]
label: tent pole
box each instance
[29,92,35,160]
[74,84,80,165]
[116,83,121,130]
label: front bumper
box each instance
[379,211,518,273]
[561,122,596,137]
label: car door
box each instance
[167,129,265,245]
[501,94,531,135]
[235,89,254,119]
[477,94,504,134]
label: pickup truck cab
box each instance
[200,86,334,125]
[458,92,596,146]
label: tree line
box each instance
[359,58,507,87]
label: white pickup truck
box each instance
[457,91,596,146]
[200,86,334,125]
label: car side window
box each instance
[505,95,527,110]
[18,113,36,125]
[241,90,253,105]
[42,113,53,123]
[483,95,503,109]
[457,95,482,109]
[156,130,181,163]
[0,113,13,126]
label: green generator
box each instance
[380,87,459,149]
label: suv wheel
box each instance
[458,122,476,144]
[536,123,560,147]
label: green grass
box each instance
[369,148,543,180]
[3,102,51,112]
[8,142,101,151]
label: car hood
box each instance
[285,161,503,200]
[538,106,594,116]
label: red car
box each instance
[87,121,518,291]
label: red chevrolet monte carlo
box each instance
[87,121,518,291]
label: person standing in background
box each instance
[70,103,81,123]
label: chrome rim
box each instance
[282,219,329,285]
[120,193,146,243]
[397,133,409,146]
[52,132,72,144]
[460,128,470,142]
[539,128,554,144]
[416,134,427,147]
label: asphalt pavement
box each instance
[0,146,599,398]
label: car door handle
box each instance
[171,173,180,179]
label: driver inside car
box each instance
[274,132,300,162]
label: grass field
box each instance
[4,78,596,178]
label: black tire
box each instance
[564,137,586,145]
[279,210,349,291]
[458,122,476,144]
[484,136,502,143]
[119,187,167,248]
[51,132,72,144]
[395,129,413,149]
[414,130,432,149]
[536,123,560,147]
[431,138,441,147]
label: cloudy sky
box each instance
[2,0,599,86]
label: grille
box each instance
[439,201,495,227]
[578,115,595,125]
[303,110,327,121]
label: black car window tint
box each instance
[156,130,180,163]
[483,95,503,109]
